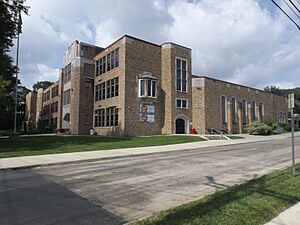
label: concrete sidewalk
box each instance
[265,202,300,225]
[0,132,299,170]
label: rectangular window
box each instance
[51,86,59,98]
[176,58,188,92]
[252,101,256,121]
[107,53,111,72]
[221,96,227,124]
[104,107,118,127]
[111,50,115,69]
[95,82,106,101]
[94,109,105,127]
[232,98,237,124]
[115,48,119,67]
[96,60,99,76]
[63,89,71,106]
[242,99,248,124]
[106,77,119,99]
[176,98,188,109]
[139,79,157,98]
[63,64,71,84]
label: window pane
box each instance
[182,80,187,92]
[176,69,181,79]
[182,100,187,108]
[152,80,156,97]
[140,80,145,96]
[147,80,151,96]
[176,79,181,91]
[182,70,187,80]
[176,59,181,69]
[176,99,181,108]
[182,60,187,70]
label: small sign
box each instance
[288,93,295,109]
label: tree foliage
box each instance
[32,81,54,91]
[0,0,29,130]
[264,85,300,101]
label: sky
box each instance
[9,0,300,90]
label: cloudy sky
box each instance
[9,0,300,90]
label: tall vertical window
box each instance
[103,107,119,127]
[63,64,71,84]
[232,97,237,124]
[176,58,187,92]
[139,79,157,98]
[252,101,256,121]
[95,82,106,101]
[221,96,227,124]
[106,77,119,99]
[51,86,59,98]
[242,99,248,124]
[94,109,105,127]
[107,53,111,72]
[259,103,264,121]
[63,89,71,106]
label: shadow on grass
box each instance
[138,165,300,225]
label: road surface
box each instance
[1,136,299,224]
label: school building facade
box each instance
[25,35,289,135]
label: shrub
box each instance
[282,123,300,132]
[263,116,276,127]
[246,121,273,135]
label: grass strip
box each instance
[0,135,205,158]
[136,164,300,225]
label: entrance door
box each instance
[176,118,185,134]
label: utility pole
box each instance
[288,93,296,176]
[13,8,21,134]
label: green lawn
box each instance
[227,135,245,140]
[0,135,205,158]
[136,164,300,225]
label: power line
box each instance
[288,0,300,14]
[270,0,300,30]
[283,0,300,20]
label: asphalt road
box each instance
[1,136,299,224]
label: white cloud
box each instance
[9,0,300,90]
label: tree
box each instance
[32,81,54,91]
[0,0,29,130]
[264,85,282,95]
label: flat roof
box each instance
[192,75,287,98]
[94,34,191,59]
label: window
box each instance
[51,86,59,98]
[107,53,111,72]
[252,101,256,121]
[106,77,119,99]
[176,58,187,92]
[221,96,227,124]
[259,103,264,121]
[94,109,105,127]
[176,99,188,109]
[50,101,58,113]
[242,99,248,124]
[139,79,157,98]
[278,112,285,124]
[63,64,71,84]
[232,97,237,124]
[95,48,119,76]
[95,82,105,101]
[104,107,118,127]
[63,89,71,106]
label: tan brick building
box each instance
[192,76,288,134]
[25,34,288,135]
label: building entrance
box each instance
[176,118,185,134]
